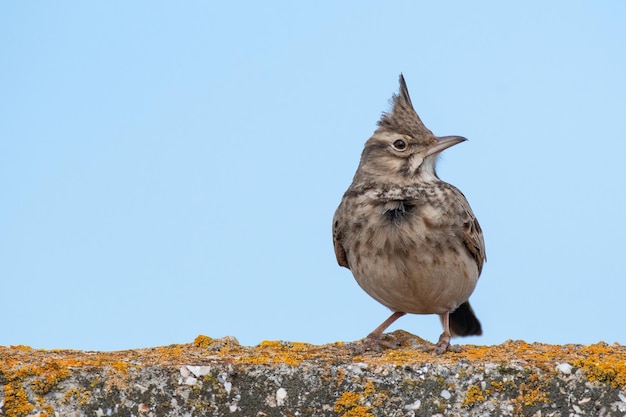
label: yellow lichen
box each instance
[363,380,375,396]
[9,345,33,352]
[488,380,505,392]
[237,340,316,366]
[334,368,347,388]
[40,403,55,417]
[30,362,71,395]
[3,382,35,417]
[193,334,214,349]
[518,384,548,406]
[462,385,485,407]
[510,372,549,414]
[62,388,89,405]
[333,392,374,417]
[259,340,281,347]
[333,381,379,417]
[571,343,626,388]
[111,361,134,373]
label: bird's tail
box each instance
[449,302,482,337]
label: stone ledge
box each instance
[1,331,625,416]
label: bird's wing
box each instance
[465,214,486,274]
[456,191,486,275]
[332,210,350,269]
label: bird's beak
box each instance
[425,136,468,157]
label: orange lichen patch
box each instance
[1,334,625,375]
[571,342,626,388]
[363,380,376,397]
[30,364,71,395]
[485,380,507,398]
[62,387,92,406]
[110,360,139,373]
[9,345,34,352]
[334,383,377,417]
[334,367,347,386]
[2,357,72,400]
[454,340,626,386]
[334,392,373,417]
[3,382,35,417]
[237,341,319,366]
[193,334,214,349]
[40,403,55,417]
[515,373,549,407]
[462,385,485,407]
[460,341,573,371]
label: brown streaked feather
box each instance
[332,216,350,269]
[465,216,486,274]
[376,74,433,138]
[453,187,486,275]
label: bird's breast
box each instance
[377,200,416,223]
[341,193,478,314]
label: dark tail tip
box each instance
[450,302,482,337]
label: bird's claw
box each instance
[349,331,431,354]
[429,333,461,354]
[349,333,402,354]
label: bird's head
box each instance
[356,74,466,183]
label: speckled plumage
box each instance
[333,74,486,353]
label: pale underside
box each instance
[334,185,480,315]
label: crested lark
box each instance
[332,74,486,354]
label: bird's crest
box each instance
[377,74,432,137]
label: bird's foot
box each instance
[429,332,461,354]
[349,330,429,354]
[349,332,402,354]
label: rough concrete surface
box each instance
[1,331,625,417]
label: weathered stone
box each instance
[1,331,624,416]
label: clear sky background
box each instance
[1,1,625,352]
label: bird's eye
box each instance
[392,139,407,151]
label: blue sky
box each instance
[1,1,625,351]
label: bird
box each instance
[332,74,486,354]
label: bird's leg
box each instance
[433,311,460,354]
[367,311,406,339]
[351,311,406,353]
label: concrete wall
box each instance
[1,332,625,416]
